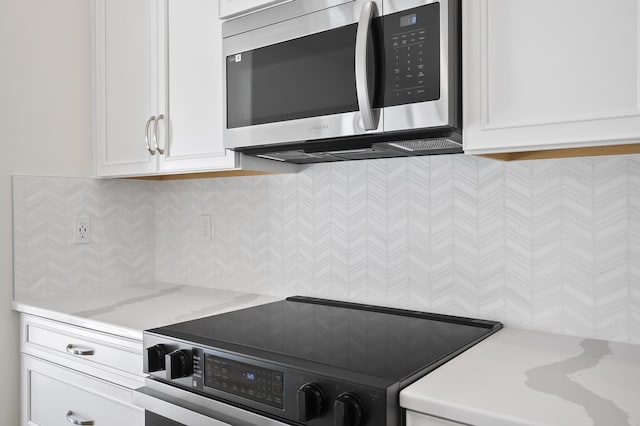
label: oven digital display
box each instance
[204,354,284,409]
[400,13,417,27]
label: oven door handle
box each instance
[133,380,290,426]
[355,1,380,131]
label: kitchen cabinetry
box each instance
[463,0,640,159]
[406,410,467,426]
[20,314,144,425]
[94,0,296,177]
[218,0,291,19]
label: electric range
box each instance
[136,296,502,426]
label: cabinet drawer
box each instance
[22,354,143,426]
[406,410,467,426]
[21,315,143,387]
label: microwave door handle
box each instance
[355,1,379,131]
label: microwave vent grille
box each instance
[385,139,461,152]
[256,151,323,162]
[248,136,463,164]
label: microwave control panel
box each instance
[382,3,441,107]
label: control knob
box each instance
[166,349,192,380]
[334,392,365,426]
[145,344,168,372]
[297,383,327,421]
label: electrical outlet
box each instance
[73,216,91,244]
[197,215,212,242]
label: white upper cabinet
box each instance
[158,0,234,173]
[218,0,292,19]
[95,0,158,176]
[95,0,296,177]
[463,0,640,157]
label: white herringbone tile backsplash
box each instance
[13,154,640,343]
[13,177,155,300]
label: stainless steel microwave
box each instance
[222,0,461,163]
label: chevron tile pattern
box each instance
[477,159,505,319]
[386,158,409,308]
[406,157,430,310]
[159,154,640,343]
[329,162,349,301]
[13,176,156,299]
[346,161,368,301]
[430,156,454,313]
[452,155,480,316]
[12,153,640,344]
[593,158,630,342]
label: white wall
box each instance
[0,0,92,423]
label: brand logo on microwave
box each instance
[309,124,329,132]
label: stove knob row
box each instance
[297,383,327,421]
[296,384,365,426]
[166,349,193,379]
[145,344,168,372]
[334,392,365,426]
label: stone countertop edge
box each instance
[13,301,146,341]
[12,284,280,342]
[400,328,640,426]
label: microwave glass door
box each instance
[226,24,364,129]
[222,0,453,150]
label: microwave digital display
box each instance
[400,13,417,27]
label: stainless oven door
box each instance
[222,0,384,149]
[134,379,290,426]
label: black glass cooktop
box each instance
[151,297,502,385]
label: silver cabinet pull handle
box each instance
[355,1,379,131]
[66,410,94,425]
[66,344,94,356]
[153,113,164,154]
[145,115,156,155]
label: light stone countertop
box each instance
[16,285,639,426]
[13,282,278,341]
[400,328,640,426]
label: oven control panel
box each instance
[199,353,284,409]
[143,334,388,426]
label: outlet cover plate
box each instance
[73,216,91,244]
[198,215,212,242]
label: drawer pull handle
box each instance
[65,410,94,425]
[66,344,94,356]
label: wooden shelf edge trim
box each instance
[475,144,640,161]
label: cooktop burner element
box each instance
[142,296,502,426]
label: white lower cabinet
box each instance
[22,355,143,426]
[406,410,468,426]
[20,314,144,426]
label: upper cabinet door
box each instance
[218,0,292,19]
[463,0,640,156]
[95,0,159,176]
[157,0,236,173]
[94,0,297,177]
